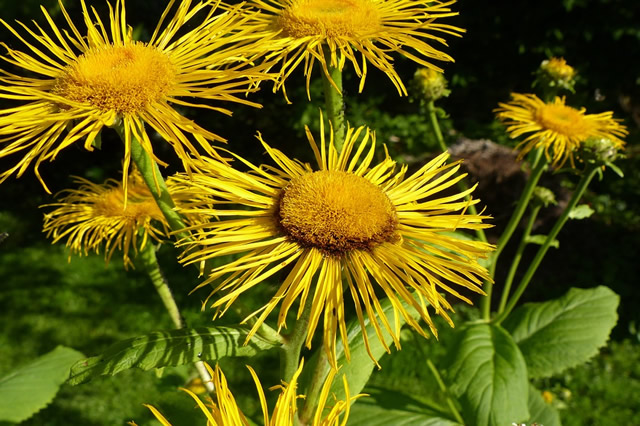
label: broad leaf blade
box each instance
[329,296,421,402]
[68,326,277,385]
[527,384,561,426]
[503,286,619,378]
[448,324,529,426]
[301,296,420,407]
[0,346,84,423]
[348,387,460,426]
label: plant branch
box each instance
[494,165,599,324]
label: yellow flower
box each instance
[141,361,353,426]
[175,114,493,368]
[238,0,464,98]
[495,93,627,167]
[541,57,576,82]
[0,0,270,194]
[41,170,196,268]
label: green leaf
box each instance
[347,387,461,426]
[327,296,421,402]
[568,204,595,219]
[526,234,560,248]
[0,346,84,423]
[527,384,562,426]
[301,295,420,409]
[503,286,619,378]
[68,326,277,385]
[448,324,529,426]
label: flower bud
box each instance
[411,68,450,102]
[535,57,577,93]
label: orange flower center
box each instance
[53,43,176,113]
[536,103,588,136]
[278,170,398,255]
[277,0,380,38]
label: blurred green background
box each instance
[0,0,639,424]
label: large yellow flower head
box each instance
[495,93,627,168]
[174,114,493,368]
[41,170,196,268]
[0,0,271,194]
[141,360,353,425]
[238,0,464,98]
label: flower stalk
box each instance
[136,236,214,393]
[497,203,542,314]
[481,148,547,319]
[321,47,346,151]
[494,164,600,324]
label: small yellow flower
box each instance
[41,171,196,268]
[495,93,627,167]
[174,113,493,368]
[541,57,576,81]
[142,361,353,426]
[238,0,464,98]
[0,0,270,194]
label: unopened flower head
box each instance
[238,0,464,99]
[140,360,354,426]
[174,113,493,368]
[0,0,272,195]
[536,57,577,92]
[41,170,197,268]
[411,67,450,102]
[579,136,623,166]
[495,93,627,168]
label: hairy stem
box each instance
[497,204,542,314]
[494,165,599,324]
[321,46,345,152]
[137,238,214,393]
[482,149,546,319]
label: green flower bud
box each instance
[411,68,450,102]
[534,57,577,93]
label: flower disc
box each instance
[278,170,398,254]
[53,43,176,113]
[278,0,380,38]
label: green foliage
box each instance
[568,204,595,220]
[68,327,278,385]
[448,324,529,426]
[527,384,562,426]
[302,295,420,410]
[526,234,560,248]
[0,346,84,423]
[503,286,619,378]
[348,387,460,426]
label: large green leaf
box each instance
[301,295,421,409]
[448,323,529,426]
[68,326,277,385]
[347,387,461,426]
[0,346,84,423]
[503,286,619,378]
[527,384,561,426]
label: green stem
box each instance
[299,349,330,424]
[426,359,464,424]
[427,100,448,153]
[137,238,214,393]
[497,204,542,314]
[494,165,599,324]
[482,149,546,319]
[114,126,191,242]
[280,294,314,384]
[321,46,345,152]
[426,100,488,244]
